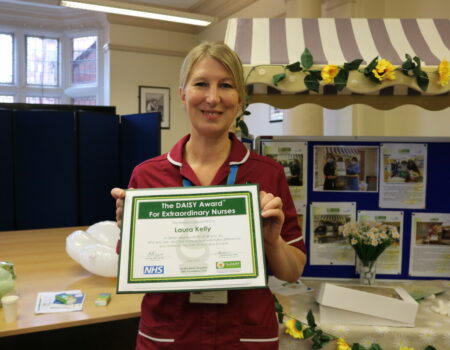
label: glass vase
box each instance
[356,257,377,285]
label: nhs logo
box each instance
[143,265,164,274]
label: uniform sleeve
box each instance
[274,165,307,254]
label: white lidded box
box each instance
[315,282,419,327]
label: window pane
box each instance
[26,96,60,104]
[26,36,59,86]
[72,36,97,84]
[0,95,14,103]
[72,96,96,105]
[0,33,13,84]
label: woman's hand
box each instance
[111,187,126,227]
[259,190,306,283]
[260,190,284,247]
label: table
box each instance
[0,227,143,338]
[2,227,449,349]
[276,278,450,350]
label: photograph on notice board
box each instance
[358,210,403,275]
[379,143,427,209]
[309,202,356,265]
[409,212,450,277]
[261,141,307,211]
[313,145,379,192]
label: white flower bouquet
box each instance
[340,221,400,266]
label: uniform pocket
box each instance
[239,325,279,350]
[136,328,176,350]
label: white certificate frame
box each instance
[117,184,267,293]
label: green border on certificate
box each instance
[117,184,267,293]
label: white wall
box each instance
[245,103,284,138]
[107,23,198,153]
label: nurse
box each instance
[111,42,307,350]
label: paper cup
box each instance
[1,295,19,323]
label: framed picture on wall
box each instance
[269,106,284,123]
[139,86,170,129]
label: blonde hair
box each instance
[179,42,246,114]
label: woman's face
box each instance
[179,56,241,138]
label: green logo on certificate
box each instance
[216,261,241,269]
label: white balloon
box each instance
[78,244,118,278]
[66,230,98,261]
[86,221,120,248]
[66,221,120,277]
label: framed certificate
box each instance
[117,184,267,293]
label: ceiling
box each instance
[0,0,258,32]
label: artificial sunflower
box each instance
[437,59,450,86]
[336,337,352,350]
[321,64,340,84]
[284,318,304,339]
[372,58,396,81]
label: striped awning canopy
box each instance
[224,18,450,110]
[326,146,359,158]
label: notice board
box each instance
[255,136,450,280]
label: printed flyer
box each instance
[379,143,427,209]
[260,140,307,211]
[409,212,450,277]
[309,202,356,265]
[117,184,267,293]
[358,210,403,275]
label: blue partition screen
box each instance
[78,111,120,225]
[14,110,78,229]
[0,110,14,230]
[120,113,161,188]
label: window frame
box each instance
[0,32,15,85]
[0,25,102,105]
[71,35,98,86]
[25,34,60,88]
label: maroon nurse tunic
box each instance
[128,133,306,350]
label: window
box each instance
[72,36,97,84]
[0,33,13,84]
[26,35,59,86]
[72,96,96,105]
[26,96,60,104]
[0,95,14,102]
[0,29,100,105]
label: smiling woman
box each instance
[111,41,307,350]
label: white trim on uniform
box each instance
[167,152,182,167]
[240,337,279,342]
[230,148,250,165]
[286,235,304,245]
[138,330,175,343]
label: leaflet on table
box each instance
[35,290,85,314]
[260,140,307,211]
[268,276,314,296]
[309,202,356,265]
[117,184,266,293]
[409,212,450,277]
[379,143,427,209]
[358,210,404,275]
